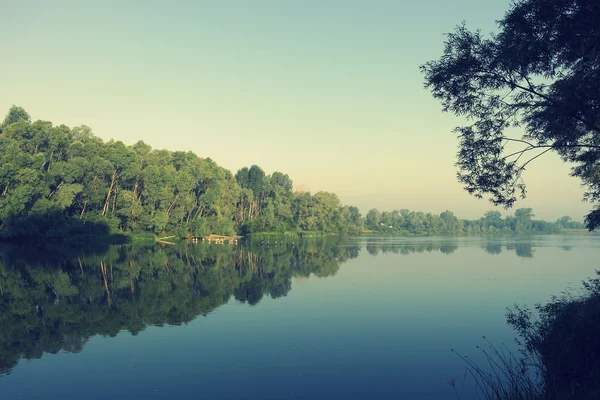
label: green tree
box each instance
[365,208,380,230]
[421,0,600,229]
[482,210,503,230]
[1,105,31,130]
[514,208,534,232]
[440,210,460,232]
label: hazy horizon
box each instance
[1,0,590,221]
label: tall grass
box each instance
[453,271,600,400]
[450,337,544,400]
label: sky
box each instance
[0,0,590,221]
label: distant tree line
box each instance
[364,208,585,235]
[0,106,586,239]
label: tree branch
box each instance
[497,74,600,134]
[502,146,540,161]
[503,137,538,147]
[517,147,554,174]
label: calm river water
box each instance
[0,235,597,399]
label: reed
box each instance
[450,337,544,400]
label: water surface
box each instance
[0,235,597,399]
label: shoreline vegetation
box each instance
[455,271,600,400]
[0,106,591,243]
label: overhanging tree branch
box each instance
[422,0,600,229]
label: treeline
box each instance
[364,208,585,235]
[0,106,585,239]
[0,106,362,239]
[0,239,358,375]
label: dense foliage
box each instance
[421,0,600,230]
[0,106,363,238]
[0,106,585,239]
[507,271,600,400]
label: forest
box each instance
[0,106,586,240]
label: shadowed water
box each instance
[0,235,597,399]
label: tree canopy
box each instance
[0,106,364,238]
[0,106,30,130]
[421,0,600,229]
[0,105,585,239]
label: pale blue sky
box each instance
[0,0,589,220]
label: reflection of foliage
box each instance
[507,243,534,258]
[0,238,359,375]
[364,240,459,256]
[483,243,503,255]
[364,238,537,258]
[482,240,534,258]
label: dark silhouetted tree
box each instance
[421,0,600,229]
